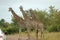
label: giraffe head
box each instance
[19,6,23,11]
[29,9,33,11]
[8,7,12,12]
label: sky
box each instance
[0,0,60,23]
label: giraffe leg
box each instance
[18,27,21,40]
[39,23,44,40]
[26,27,30,40]
[35,25,38,40]
[35,28,38,40]
[40,28,44,40]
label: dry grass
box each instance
[44,32,60,40]
[6,32,60,40]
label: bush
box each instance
[1,28,7,33]
[6,27,19,34]
[21,27,27,32]
[47,25,60,32]
[57,25,60,32]
[1,26,19,34]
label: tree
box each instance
[46,6,60,32]
[0,19,7,28]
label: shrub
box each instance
[47,25,60,32]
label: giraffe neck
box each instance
[21,10,31,21]
[30,10,38,21]
[10,9,18,18]
[10,9,24,22]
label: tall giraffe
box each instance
[29,9,39,40]
[19,6,43,40]
[9,7,25,40]
[29,9,44,40]
[19,6,32,40]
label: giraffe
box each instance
[9,6,44,40]
[19,6,44,40]
[29,9,44,40]
[29,9,39,40]
[19,6,32,40]
[8,7,25,40]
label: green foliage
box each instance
[47,26,57,32]
[1,26,19,34]
[46,6,60,32]
[6,26,19,34]
[28,6,60,32]
[0,6,60,34]
[21,27,27,32]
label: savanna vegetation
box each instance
[0,6,60,34]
